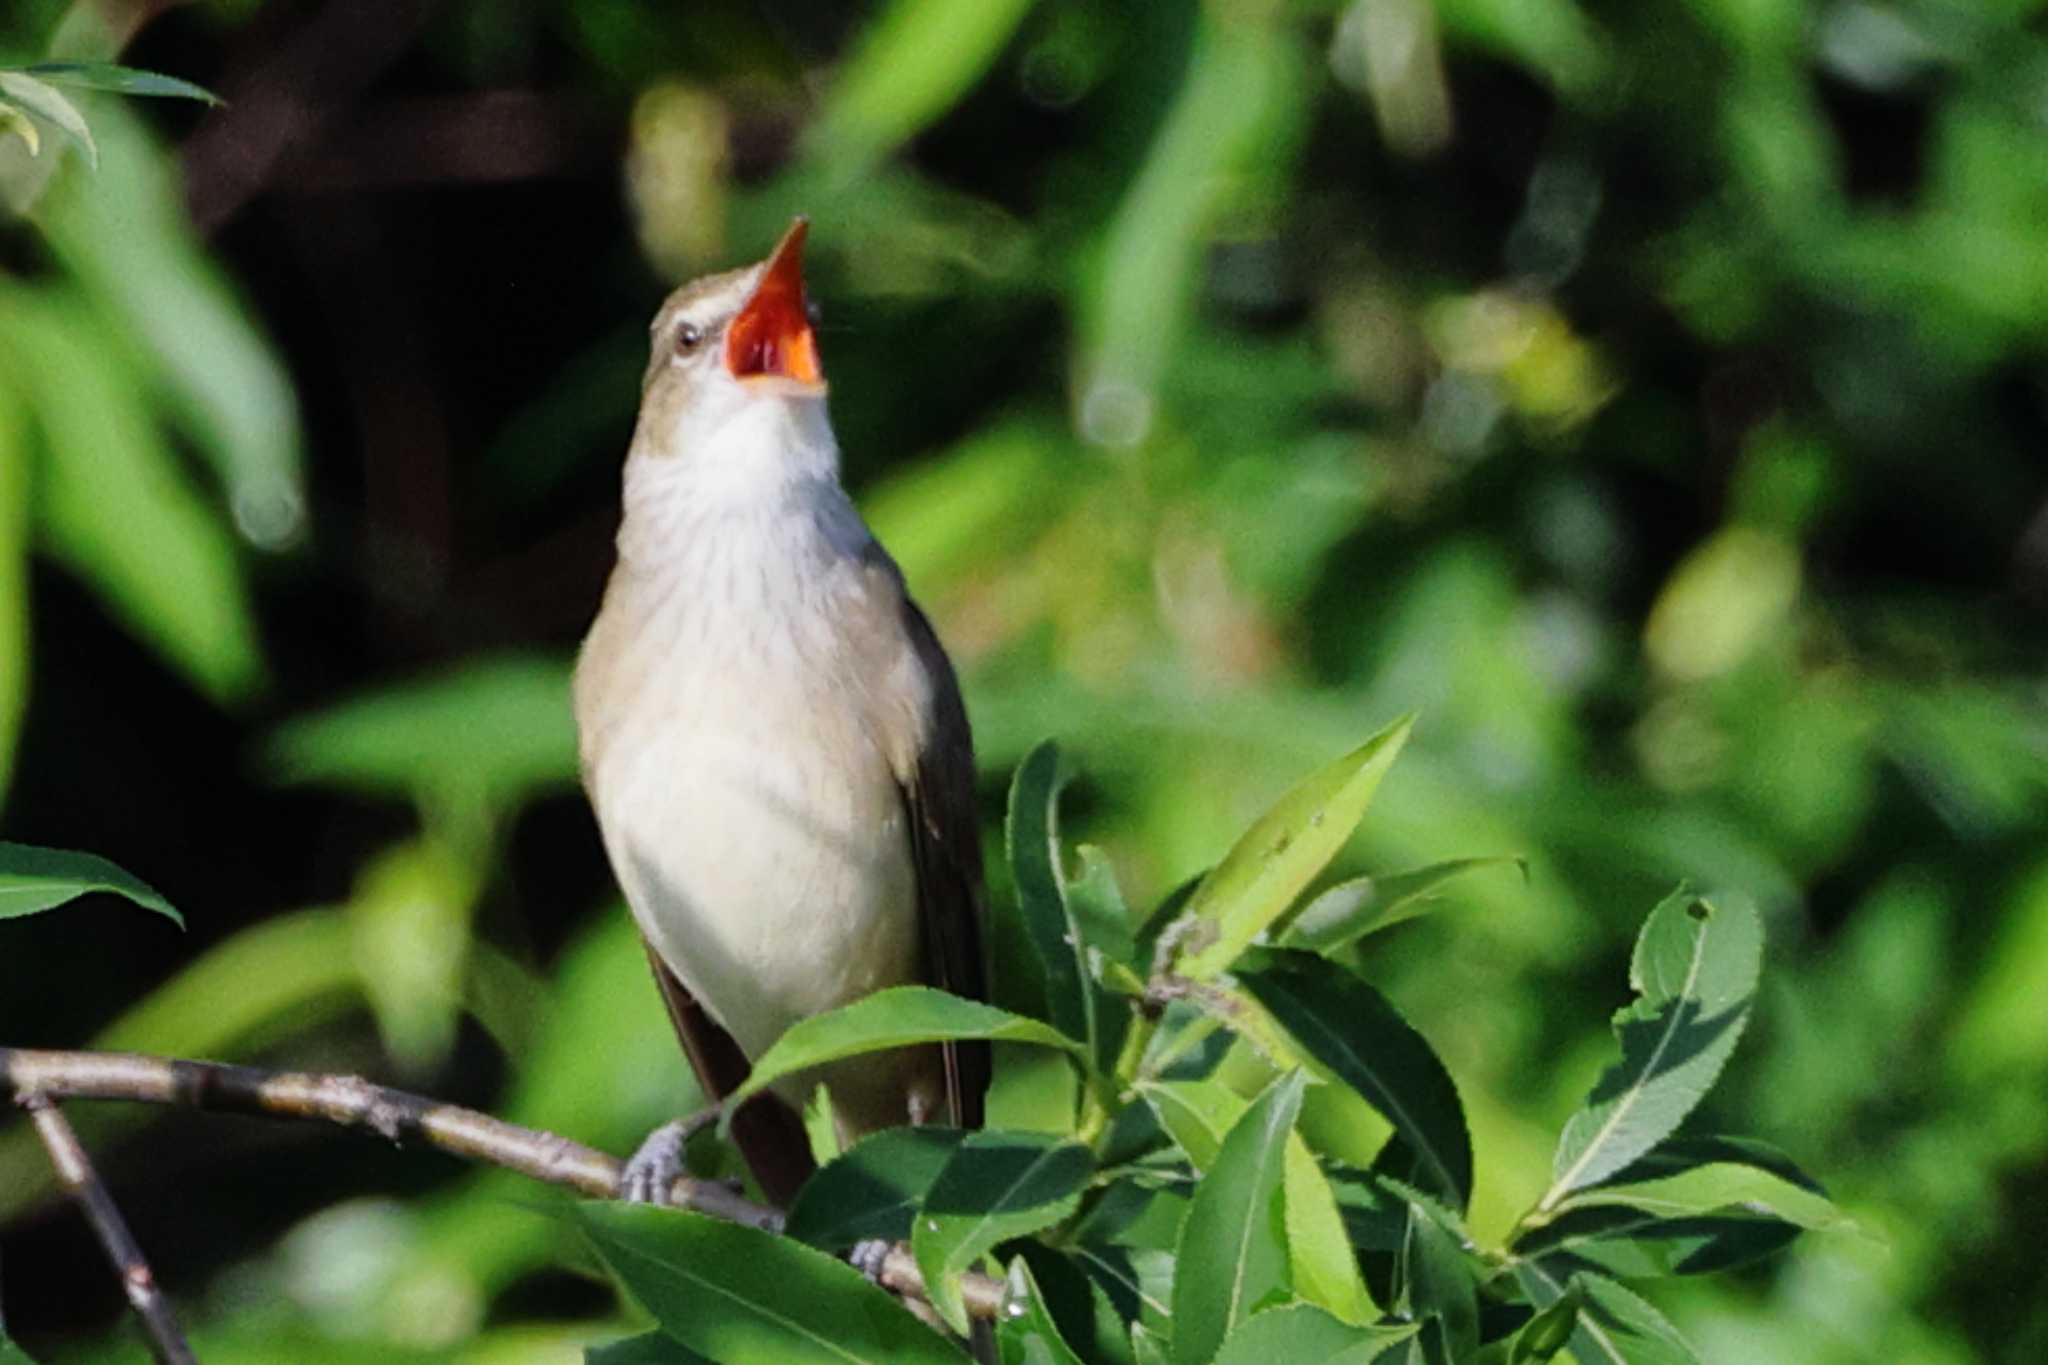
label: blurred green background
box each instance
[2,0,2045,1360]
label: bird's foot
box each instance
[847,1238,894,1284]
[619,1107,721,1205]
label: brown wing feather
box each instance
[642,939,815,1207]
[896,598,991,1129]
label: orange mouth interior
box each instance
[726,221,823,386]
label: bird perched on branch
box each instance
[575,219,988,1208]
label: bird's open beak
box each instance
[726,218,824,392]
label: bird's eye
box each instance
[675,321,705,353]
[805,299,823,329]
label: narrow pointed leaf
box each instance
[0,73,94,166]
[577,1202,959,1364]
[912,1131,1095,1333]
[1000,1257,1091,1365]
[785,1126,967,1251]
[729,986,1083,1113]
[1238,949,1472,1208]
[18,62,222,104]
[1507,1284,1583,1363]
[1211,1304,1415,1365]
[1555,1161,1850,1233]
[1170,1071,1306,1365]
[0,101,38,157]
[1509,1264,1699,1365]
[1402,1204,1478,1364]
[1512,1204,1800,1278]
[1285,1134,1376,1324]
[0,843,181,926]
[586,1331,709,1364]
[1545,892,1762,1205]
[0,384,27,807]
[1138,1077,1248,1171]
[1280,857,1525,954]
[1172,716,1413,980]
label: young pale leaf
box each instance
[1000,1257,1090,1365]
[728,986,1083,1114]
[1237,950,1472,1209]
[0,843,181,927]
[1170,716,1413,981]
[576,1203,958,1364]
[1401,1204,1478,1364]
[1507,1283,1583,1364]
[785,1126,968,1251]
[912,1131,1095,1334]
[1280,856,1525,955]
[1170,1071,1307,1365]
[0,101,36,158]
[1285,1134,1376,1325]
[1210,1304,1415,1365]
[585,1331,709,1363]
[1510,1264,1700,1365]
[0,72,94,166]
[17,62,222,104]
[1544,892,1762,1207]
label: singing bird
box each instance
[575,220,987,1207]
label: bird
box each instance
[574,218,987,1209]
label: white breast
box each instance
[577,456,923,1073]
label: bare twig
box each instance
[0,1048,1003,1322]
[18,1091,194,1365]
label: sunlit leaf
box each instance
[17,62,222,105]
[1280,856,1525,955]
[912,1131,1094,1333]
[1170,1071,1305,1365]
[0,73,94,167]
[0,383,27,807]
[728,987,1083,1113]
[3,288,263,702]
[1284,1135,1375,1324]
[1507,1283,1582,1363]
[1237,950,1472,1209]
[577,1203,959,1364]
[1210,1304,1414,1365]
[1138,1077,1247,1171]
[1544,891,1762,1206]
[1170,716,1413,981]
[786,1126,968,1251]
[0,842,181,926]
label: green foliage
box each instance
[0,841,179,926]
[565,739,1835,1363]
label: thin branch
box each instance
[17,1091,193,1365]
[0,1047,1003,1322]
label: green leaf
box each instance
[1509,1265,1699,1365]
[808,0,1037,174]
[1211,1304,1415,1365]
[786,1126,968,1251]
[1004,741,1126,1073]
[730,986,1083,1113]
[1507,1284,1583,1364]
[1401,1204,1478,1364]
[1285,1134,1376,1324]
[0,1322,38,1365]
[1544,891,1763,1207]
[1171,716,1413,981]
[266,656,578,821]
[1170,1070,1306,1365]
[999,1257,1090,1365]
[1554,1161,1847,1233]
[0,100,38,157]
[0,73,94,167]
[0,381,28,808]
[585,1331,710,1364]
[0,842,181,926]
[2,288,263,702]
[1237,950,1472,1209]
[1138,1076,1248,1171]
[911,1130,1095,1333]
[1280,857,1525,955]
[16,63,222,105]
[576,1202,959,1364]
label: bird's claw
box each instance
[620,1109,719,1205]
[848,1238,893,1283]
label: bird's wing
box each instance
[889,593,991,1129]
[642,939,816,1206]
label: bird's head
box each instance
[631,218,828,461]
